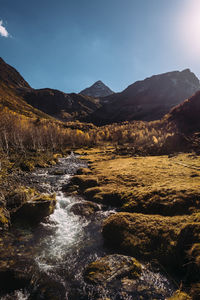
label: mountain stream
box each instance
[1,154,176,300]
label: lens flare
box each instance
[176,0,200,60]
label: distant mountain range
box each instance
[80,80,114,98]
[86,69,200,125]
[0,57,200,126]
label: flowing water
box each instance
[1,154,176,300]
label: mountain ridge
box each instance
[85,69,200,125]
[1,57,200,126]
[0,58,101,121]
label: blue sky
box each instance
[1,0,200,93]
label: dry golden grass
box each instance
[76,148,200,215]
[75,147,200,295]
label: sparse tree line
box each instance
[0,107,189,156]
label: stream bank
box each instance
[0,153,176,299]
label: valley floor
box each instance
[71,147,200,299]
[1,147,200,299]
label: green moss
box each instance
[102,212,200,272]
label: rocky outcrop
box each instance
[22,88,101,121]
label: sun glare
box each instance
[177,0,200,59]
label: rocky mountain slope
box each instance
[80,80,114,98]
[0,58,50,119]
[22,88,100,121]
[0,58,100,121]
[86,69,200,125]
[1,58,200,126]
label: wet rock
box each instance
[70,201,101,217]
[11,194,56,226]
[84,254,142,285]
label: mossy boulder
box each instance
[93,190,123,206]
[84,254,142,285]
[83,187,103,200]
[11,193,56,226]
[70,201,101,217]
[84,187,123,207]
[76,167,92,175]
[6,187,35,210]
[102,212,195,269]
[69,175,99,191]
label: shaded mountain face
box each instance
[166,90,200,134]
[86,69,200,125]
[22,88,101,121]
[80,80,114,98]
[0,58,100,121]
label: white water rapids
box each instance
[1,154,176,300]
